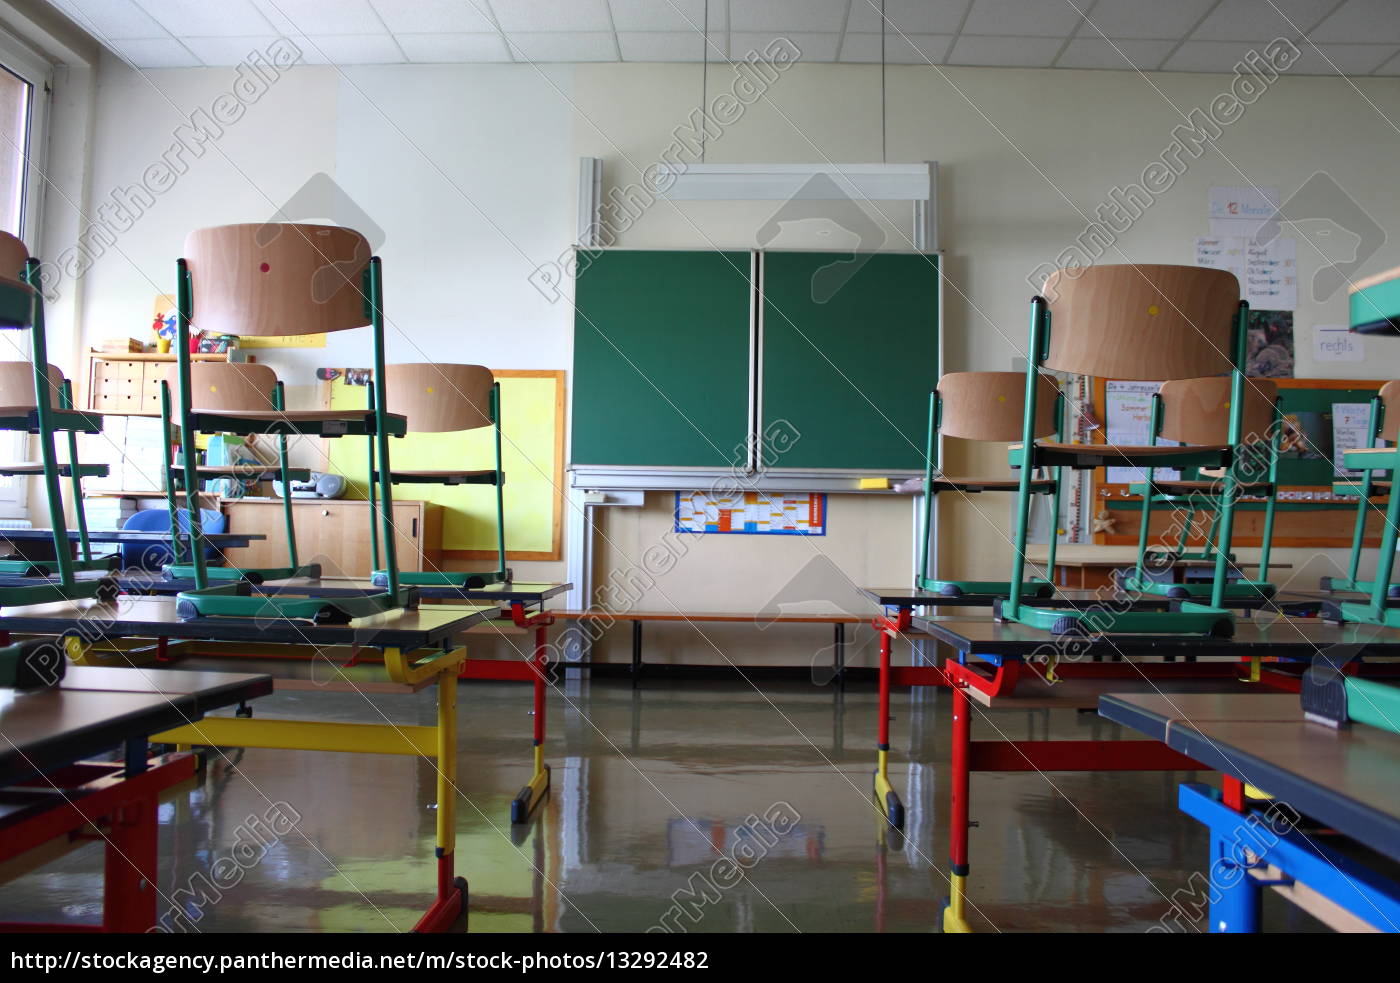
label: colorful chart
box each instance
[674,491,826,536]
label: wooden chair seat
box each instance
[931,475,1056,493]
[192,408,400,423]
[375,468,500,486]
[0,461,108,477]
[1012,440,1231,469]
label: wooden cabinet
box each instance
[85,350,242,416]
[220,497,442,577]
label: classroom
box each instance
[0,0,1399,948]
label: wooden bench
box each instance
[555,609,875,687]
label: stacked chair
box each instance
[0,232,115,604]
[367,363,509,590]
[1331,379,1400,628]
[1118,375,1281,601]
[165,223,413,622]
[1001,264,1249,637]
[161,361,312,584]
[916,370,1061,598]
[1323,381,1400,601]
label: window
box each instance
[0,31,51,517]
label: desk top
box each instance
[1,529,264,544]
[0,595,498,648]
[0,665,271,784]
[861,586,1172,609]
[911,614,1400,658]
[1100,691,1400,860]
[115,576,571,604]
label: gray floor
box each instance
[1,675,1325,933]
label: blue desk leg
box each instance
[1209,832,1262,933]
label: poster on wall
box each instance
[675,491,826,536]
[1103,380,1179,485]
[1247,310,1294,377]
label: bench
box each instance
[555,609,882,687]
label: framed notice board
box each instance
[1090,377,1387,549]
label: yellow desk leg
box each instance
[412,671,467,933]
[943,873,972,933]
[511,630,552,824]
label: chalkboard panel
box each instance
[572,249,754,469]
[760,251,939,471]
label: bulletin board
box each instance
[323,369,564,560]
[1090,376,1386,549]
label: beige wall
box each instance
[41,51,1400,657]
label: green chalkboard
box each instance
[572,249,754,469]
[760,252,939,471]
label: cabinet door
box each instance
[222,500,427,577]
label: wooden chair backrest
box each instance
[1382,380,1400,443]
[184,224,372,337]
[0,361,62,408]
[1157,376,1277,446]
[1042,265,1239,381]
[937,371,1060,441]
[167,361,279,412]
[384,363,494,433]
[0,232,28,281]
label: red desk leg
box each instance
[944,680,974,933]
[510,601,552,825]
[871,608,912,829]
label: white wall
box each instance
[52,52,1400,650]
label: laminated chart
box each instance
[675,492,826,535]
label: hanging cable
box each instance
[881,0,887,164]
[701,0,709,163]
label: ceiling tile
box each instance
[839,33,954,63]
[1373,49,1400,73]
[961,0,1083,38]
[1192,0,1337,41]
[845,0,971,35]
[52,0,166,40]
[1078,0,1216,40]
[369,0,498,34]
[181,34,287,64]
[947,34,1065,66]
[489,0,612,33]
[506,31,617,62]
[609,0,727,33]
[729,31,840,61]
[295,34,404,64]
[1287,41,1398,74]
[729,0,849,33]
[106,36,202,67]
[1055,38,1175,70]
[130,0,275,37]
[617,32,725,62]
[1163,39,1288,71]
[250,0,383,35]
[397,32,512,62]
[1311,0,1400,43]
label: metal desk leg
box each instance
[835,622,846,690]
[413,672,467,932]
[944,680,973,933]
[511,603,552,825]
[872,609,908,830]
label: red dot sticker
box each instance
[259,262,270,273]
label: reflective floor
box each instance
[1,676,1324,932]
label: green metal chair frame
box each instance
[168,223,413,623]
[1002,264,1247,637]
[0,239,115,605]
[160,360,313,583]
[1325,381,1400,602]
[1334,379,1400,627]
[916,370,1060,598]
[367,363,509,590]
[1119,377,1282,602]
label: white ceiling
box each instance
[44,0,1400,77]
